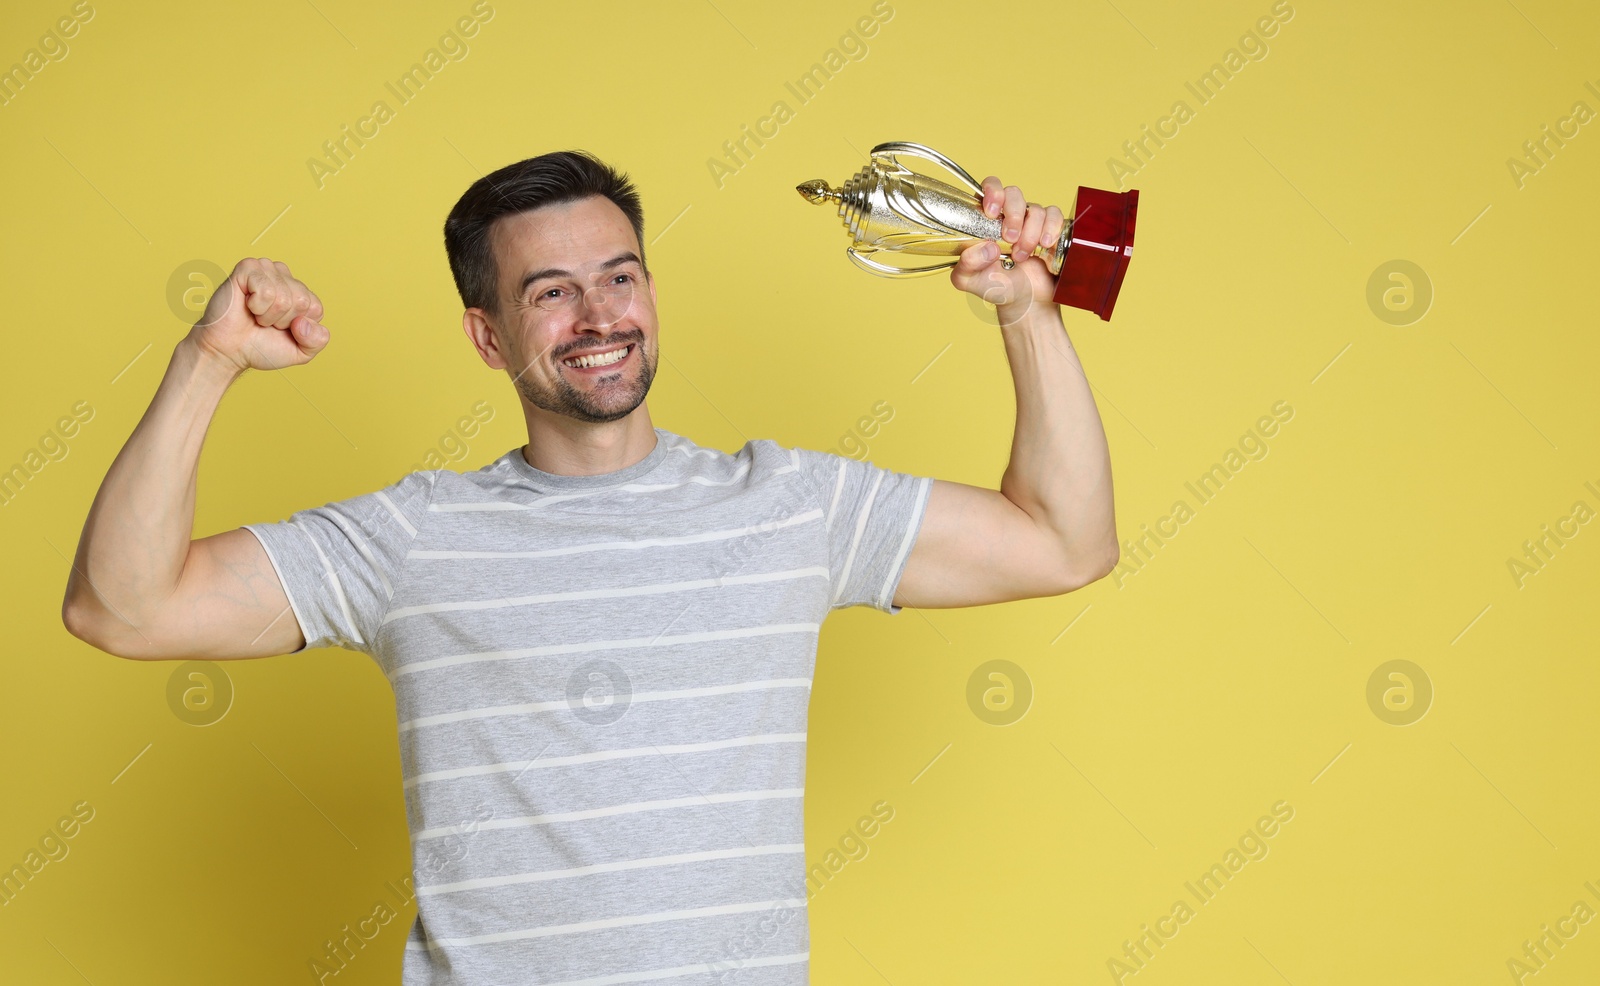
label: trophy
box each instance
[797,141,1139,321]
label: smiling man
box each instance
[62,149,1118,985]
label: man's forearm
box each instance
[996,303,1118,579]
[63,336,243,639]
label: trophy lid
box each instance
[795,180,841,205]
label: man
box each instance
[62,149,1117,984]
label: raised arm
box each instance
[892,177,1119,609]
[61,259,330,660]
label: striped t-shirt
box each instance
[243,426,933,986]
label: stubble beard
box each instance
[513,332,656,424]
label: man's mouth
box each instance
[560,343,634,371]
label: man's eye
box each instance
[541,288,563,300]
[612,273,632,284]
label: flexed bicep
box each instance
[142,528,307,660]
[893,479,1104,609]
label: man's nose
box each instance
[580,282,632,326]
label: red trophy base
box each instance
[1053,186,1139,321]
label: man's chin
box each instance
[517,384,647,424]
[566,391,646,423]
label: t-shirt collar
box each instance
[503,428,670,492]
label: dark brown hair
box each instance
[443,149,646,315]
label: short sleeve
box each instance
[242,470,438,654]
[793,447,933,614]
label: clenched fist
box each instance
[950,176,1067,327]
[187,258,329,372]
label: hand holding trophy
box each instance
[797,141,1140,321]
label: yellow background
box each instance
[2,0,1597,982]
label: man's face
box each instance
[474,195,658,424]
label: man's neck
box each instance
[519,407,658,476]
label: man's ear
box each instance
[462,307,508,370]
[646,270,657,309]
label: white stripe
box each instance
[326,511,392,599]
[409,897,808,947]
[698,952,811,984]
[398,678,812,733]
[403,732,806,789]
[405,509,822,559]
[430,464,751,512]
[824,460,847,529]
[374,489,418,536]
[533,466,752,509]
[1070,237,1133,256]
[399,946,808,986]
[419,843,805,896]
[436,502,534,513]
[667,441,723,461]
[383,566,827,625]
[391,622,820,679]
[879,476,933,609]
[412,787,804,841]
[833,470,885,605]
[290,519,364,646]
[432,951,810,986]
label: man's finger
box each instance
[243,262,290,316]
[950,239,1000,291]
[241,266,273,312]
[1041,205,1066,256]
[271,287,308,330]
[282,274,324,323]
[981,176,1004,219]
[244,271,285,325]
[1001,185,1026,245]
[1015,203,1047,260]
[283,285,317,330]
[290,314,331,357]
[303,290,325,323]
[263,267,306,329]
[260,274,295,328]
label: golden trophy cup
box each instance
[797,141,1140,321]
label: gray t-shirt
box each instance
[244,426,933,985]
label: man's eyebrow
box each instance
[517,252,642,296]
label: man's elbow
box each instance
[62,593,96,646]
[1055,541,1120,593]
[1098,541,1121,578]
[62,597,150,660]
[62,598,112,654]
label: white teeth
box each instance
[563,345,630,369]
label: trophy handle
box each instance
[846,246,959,278]
[867,141,1029,271]
[869,141,987,197]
